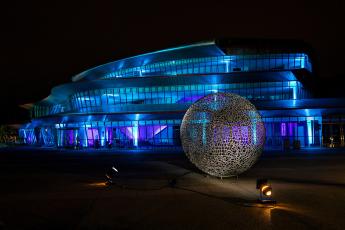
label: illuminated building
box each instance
[19,39,345,150]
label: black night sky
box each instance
[1,1,345,124]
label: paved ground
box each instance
[0,147,345,229]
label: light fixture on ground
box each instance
[105,166,118,185]
[256,178,276,204]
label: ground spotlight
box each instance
[105,165,119,185]
[256,179,276,204]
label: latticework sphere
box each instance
[180,93,265,177]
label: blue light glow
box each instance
[249,111,258,144]
[101,53,311,80]
[289,81,297,100]
[104,94,119,97]
[201,112,208,145]
[133,115,140,147]
[307,117,313,145]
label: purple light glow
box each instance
[62,129,74,145]
[231,125,250,144]
[288,122,297,136]
[177,96,203,103]
[120,125,167,140]
[87,128,99,146]
[241,126,249,143]
[232,126,240,143]
[119,127,134,139]
[106,127,113,143]
[281,123,286,136]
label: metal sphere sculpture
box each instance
[180,93,265,177]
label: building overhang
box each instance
[28,98,345,124]
[36,71,298,106]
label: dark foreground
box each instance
[0,147,345,230]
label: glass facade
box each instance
[70,81,306,114]
[21,115,323,150]
[20,39,340,151]
[263,116,322,149]
[32,81,307,117]
[103,54,311,79]
[54,119,181,149]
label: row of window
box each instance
[20,116,322,149]
[103,54,311,79]
[263,116,322,148]
[31,81,307,118]
[68,81,306,114]
[32,104,65,118]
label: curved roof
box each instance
[72,41,224,82]
[30,38,314,110]
[71,38,313,83]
